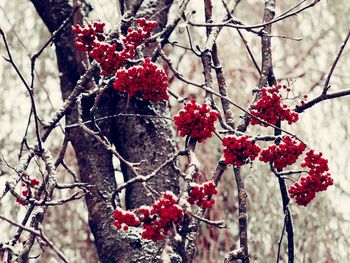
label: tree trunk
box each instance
[30,0,181,262]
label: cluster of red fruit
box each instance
[250,85,299,126]
[222,135,261,167]
[73,19,169,101]
[259,136,306,170]
[123,18,158,48]
[113,58,169,102]
[72,21,105,52]
[88,18,158,75]
[173,99,220,142]
[113,208,140,230]
[112,192,184,241]
[89,43,130,75]
[188,181,218,208]
[139,192,183,241]
[288,150,333,206]
[16,172,40,206]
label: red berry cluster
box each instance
[123,18,158,48]
[73,19,169,101]
[73,18,159,77]
[222,135,261,167]
[87,18,158,75]
[173,99,220,142]
[113,208,140,231]
[112,192,184,241]
[72,21,105,51]
[139,192,183,241]
[188,181,218,209]
[16,173,40,206]
[250,85,299,126]
[89,43,131,75]
[113,58,169,102]
[288,150,333,206]
[259,136,306,170]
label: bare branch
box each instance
[112,150,184,207]
[295,28,350,113]
[42,63,99,141]
[30,5,80,90]
[0,28,42,152]
[0,151,35,202]
[188,0,320,31]
[76,94,139,177]
[0,215,69,263]
[189,212,227,229]
[322,29,350,94]
[276,217,286,263]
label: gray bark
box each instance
[30,0,181,262]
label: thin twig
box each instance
[0,28,42,152]
[276,216,286,263]
[0,215,69,263]
[188,0,320,31]
[323,28,350,94]
[30,5,80,90]
[295,28,350,113]
[76,94,139,177]
[65,112,172,129]
[113,150,184,205]
[189,212,227,229]
[41,63,99,141]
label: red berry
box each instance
[112,208,140,231]
[30,179,39,187]
[72,21,105,52]
[259,136,306,170]
[173,100,220,142]
[250,85,299,126]
[112,192,184,242]
[188,181,217,209]
[113,58,169,101]
[288,150,333,206]
[73,18,159,78]
[222,135,261,167]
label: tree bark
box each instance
[30,0,181,262]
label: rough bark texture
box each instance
[30,0,181,262]
[113,95,180,209]
[115,0,180,209]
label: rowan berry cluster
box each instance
[112,192,184,241]
[87,18,155,75]
[113,208,140,231]
[73,19,169,101]
[250,85,299,126]
[139,192,184,241]
[259,136,306,170]
[288,150,333,206]
[173,99,220,142]
[89,43,130,75]
[188,181,218,209]
[72,21,105,51]
[16,173,40,206]
[123,18,158,48]
[222,135,261,167]
[113,58,169,102]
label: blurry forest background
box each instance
[1,0,350,262]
